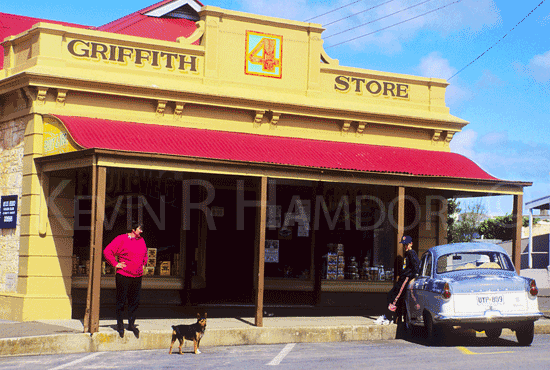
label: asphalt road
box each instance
[2,334,550,370]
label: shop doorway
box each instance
[201,186,257,304]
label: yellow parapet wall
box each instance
[1,6,465,152]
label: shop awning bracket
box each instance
[269,111,281,128]
[432,129,442,142]
[37,87,48,104]
[253,110,266,127]
[341,120,352,134]
[175,101,187,117]
[56,89,68,106]
[156,100,168,116]
[445,131,455,144]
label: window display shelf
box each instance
[265,278,314,291]
[321,280,393,293]
[71,275,184,290]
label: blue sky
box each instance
[3,0,549,215]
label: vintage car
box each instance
[405,242,543,345]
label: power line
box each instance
[305,0,367,22]
[327,0,461,48]
[323,0,397,27]
[324,0,436,40]
[448,0,546,81]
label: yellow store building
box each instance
[0,0,529,329]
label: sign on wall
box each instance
[245,31,282,79]
[43,116,80,156]
[0,195,18,229]
[265,239,280,263]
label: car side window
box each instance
[423,254,433,277]
[418,255,426,276]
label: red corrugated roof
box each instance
[97,15,198,42]
[96,0,199,43]
[0,12,91,70]
[53,115,499,181]
[1,1,201,70]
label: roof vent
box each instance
[163,4,200,21]
[144,0,201,21]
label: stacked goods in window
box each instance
[347,257,359,280]
[337,244,345,280]
[145,248,157,276]
[160,261,171,276]
[360,256,370,280]
[326,244,338,280]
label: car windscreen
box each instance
[436,251,515,274]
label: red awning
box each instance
[52,115,498,181]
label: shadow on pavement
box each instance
[0,322,81,339]
[395,323,522,347]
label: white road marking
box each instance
[48,352,103,370]
[267,343,296,366]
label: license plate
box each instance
[476,295,503,305]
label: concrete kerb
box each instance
[0,322,397,357]
[1,319,550,357]
[0,333,92,357]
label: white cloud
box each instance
[450,128,477,158]
[475,69,506,88]
[450,128,550,214]
[451,128,550,182]
[479,131,508,146]
[236,0,501,53]
[527,50,550,83]
[416,52,472,106]
[446,84,472,107]
[237,0,313,22]
[531,51,550,68]
[418,52,455,79]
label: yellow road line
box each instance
[457,346,514,355]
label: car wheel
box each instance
[423,311,436,344]
[516,322,534,346]
[485,328,502,340]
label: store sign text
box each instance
[67,39,199,72]
[334,75,409,99]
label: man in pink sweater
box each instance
[104,221,148,338]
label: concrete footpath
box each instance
[1,314,550,357]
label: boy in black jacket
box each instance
[375,235,420,325]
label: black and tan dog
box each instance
[169,313,207,355]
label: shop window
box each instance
[262,181,397,282]
[264,183,313,279]
[72,168,184,278]
[320,185,395,282]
